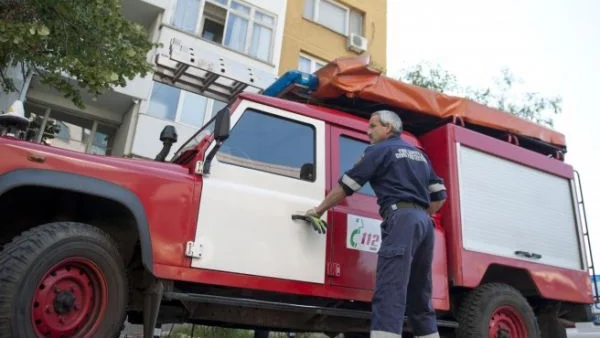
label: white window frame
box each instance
[298,53,327,73]
[147,81,225,129]
[249,8,276,61]
[198,2,227,44]
[172,89,208,127]
[171,0,277,62]
[215,106,318,181]
[303,0,363,36]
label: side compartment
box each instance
[457,142,581,270]
[421,124,593,304]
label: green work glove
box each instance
[292,209,329,235]
[306,215,328,234]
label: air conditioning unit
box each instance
[347,33,368,53]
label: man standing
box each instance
[305,110,446,338]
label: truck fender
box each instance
[0,168,153,273]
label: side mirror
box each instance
[213,107,230,142]
[203,107,231,174]
[155,125,178,162]
[160,125,178,144]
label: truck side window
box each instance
[339,135,376,196]
[217,108,316,181]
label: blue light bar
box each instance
[262,70,318,97]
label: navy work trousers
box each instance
[370,207,439,338]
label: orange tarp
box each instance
[311,55,566,148]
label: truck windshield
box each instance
[171,114,218,161]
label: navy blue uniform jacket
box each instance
[338,136,447,216]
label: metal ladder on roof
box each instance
[153,38,276,103]
[574,170,600,306]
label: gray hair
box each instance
[372,110,403,135]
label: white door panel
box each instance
[191,101,327,284]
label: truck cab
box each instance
[173,91,450,307]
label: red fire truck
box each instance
[0,45,597,338]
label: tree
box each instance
[398,63,562,128]
[0,0,158,109]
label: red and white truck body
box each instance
[0,50,597,338]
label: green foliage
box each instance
[398,63,562,128]
[162,325,337,338]
[166,325,255,338]
[0,0,158,108]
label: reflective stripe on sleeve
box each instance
[342,174,362,191]
[428,183,446,193]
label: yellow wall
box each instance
[278,0,387,75]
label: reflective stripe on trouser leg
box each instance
[405,213,439,336]
[371,330,401,338]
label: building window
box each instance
[22,102,117,156]
[217,108,316,181]
[303,0,363,36]
[201,2,227,43]
[172,0,276,62]
[90,123,116,155]
[211,99,228,117]
[298,53,327,73]
[339,135,375,196]
[172,0,202,32]
[146,81,226,127]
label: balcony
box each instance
[26,77,134,124]
[111,0,170,100]
[120,0,168,31]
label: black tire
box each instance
[0,222,128,338]
[456,283,540,338]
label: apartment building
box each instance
[280,0,387,75]
[11,0,287,160]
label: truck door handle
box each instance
[514,250,542,260]
[291,215,308,221]
[291,214,328,234]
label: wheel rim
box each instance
[31,257,108,338]
[489,305,528,338]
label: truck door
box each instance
[327,127,449,308]
[190,100,328,284]
[328,126,381,290]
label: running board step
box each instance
[163,291,458,328]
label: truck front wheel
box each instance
[0,222,128,338]
[455,283,540,338]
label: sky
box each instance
[387,0,600,268]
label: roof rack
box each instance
[154,38,276,103]
[263,56,567,159]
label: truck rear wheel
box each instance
[0,222,127,338]
[456,283,540,338]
